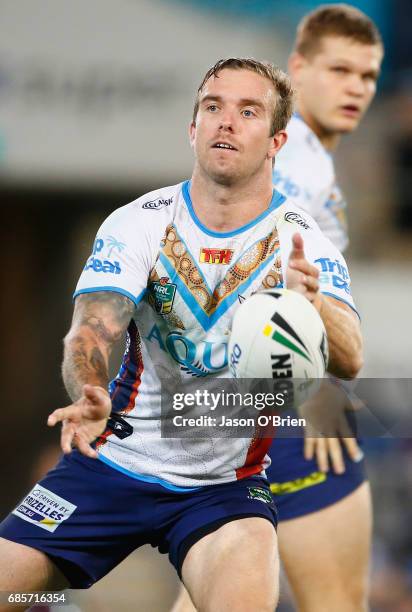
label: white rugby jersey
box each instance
[273,114,348,251]
[75,180,356,488]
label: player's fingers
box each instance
[337,412,354,438]
[315,437,329,473]
[292,232,304,251]
[288,233,305,262]
[290,259,320,278]
[60,421,76,454]
[304,436,316,460]
[73,431,98,459]
[302,274,319,293]
[342,437,363,462]
[48,406,79,427]
[326,437,345,474]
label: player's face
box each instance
[190,69,281,185]
[292,36,383,136]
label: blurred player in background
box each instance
[269,6,383,612]
[0,57,363,612]
[173,5,383,612]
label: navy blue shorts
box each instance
[267,436,366,521]
[0,451,277,588]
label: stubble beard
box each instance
[198,156,242,187]
[197,151,268,189]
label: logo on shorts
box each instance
[148,279,177,314]
[12,485,77,532]
[247,487,273,504]
[284,212,311,230]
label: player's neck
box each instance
[190,167,274,233]
[297,107,341,152]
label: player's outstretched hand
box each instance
[299,380,363,474]
[287,232,321,309]
[47,385,112,459]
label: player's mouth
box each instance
[340,104,361,118]
[211,141,238,151]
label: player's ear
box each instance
[189,121,196,148]
[267,130,287,161]
[288,52,307,85]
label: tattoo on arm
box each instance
[62,292,135,401]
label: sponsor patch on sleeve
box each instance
[12,484,77,532]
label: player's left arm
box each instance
[48,292,136,458]
[287,232,363,379]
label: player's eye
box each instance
[242,109,255,118]
[332,66,349,74]
[206,104,219,112]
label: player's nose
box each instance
[218,109,236,131]
[346,74,365,97]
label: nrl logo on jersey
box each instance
[148,276,177,314]
[142,197,173,211]
[199,247,234,265]
[284,212,311,230]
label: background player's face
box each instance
[291,36,383,136]
[190,68,281,185]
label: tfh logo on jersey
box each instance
[199,248,234,265]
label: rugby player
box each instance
[172,6,383,612]
[268,7,383,612]
[0,58,362,612]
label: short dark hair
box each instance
[193,57,294,136]
[295,4,383,58]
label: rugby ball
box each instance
[228,289,328,406]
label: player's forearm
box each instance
[318,296,363,379]
[61,292,135,402]
[62,328,110,402]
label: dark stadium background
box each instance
[1,1,411,610]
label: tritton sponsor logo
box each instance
[142,197,173,210]
[199,248,234,264]
[284,212,311,230]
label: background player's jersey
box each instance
[273,114,348,251]
[75,181,356,488]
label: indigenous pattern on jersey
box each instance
[75,180,356,488]
[273,114,348,251]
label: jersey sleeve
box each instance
[74,203,154,306]
[277,206,358,316]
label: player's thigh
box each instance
[0,537,68,610]
[278,481,372,612]
[182,517,279,612]
[170,585,196,612]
